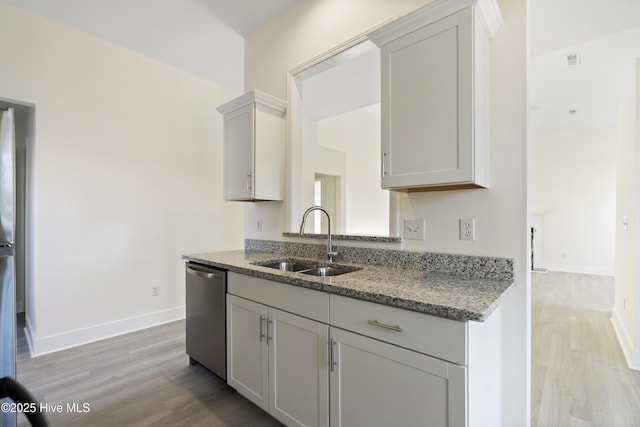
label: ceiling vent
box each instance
[566,53,580,66]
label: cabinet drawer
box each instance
[330,294,467,365]
[228,272,329,323]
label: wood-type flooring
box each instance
[15,318,280,427]
[531,271,640,426]
[13,271,640,426]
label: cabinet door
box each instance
[226,294,269,411]
[330,328,467,427]
[381,8,474,189]
[269,308,329,427]
[223,103,255,200]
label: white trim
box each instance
[290,17,397,79]
[291,35,370,80]
[611,309,640,371]
[544,263,614,277]
[368,0,502,47]
[216,89,287,115]
[285,21,401,238]
[24,306,185,357]
[23,315,36,357]
[476,0,503,36]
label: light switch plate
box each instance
[404,218,425,240]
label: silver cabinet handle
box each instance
[329,338,337,372]
[246,172,252,191]
[266,319,273,343]
[382,151,388,176]
[186,266,223,280]
[259,315,266,342]
[367,320,403,333]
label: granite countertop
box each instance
[183,249,514,322]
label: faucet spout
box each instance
[299,206,338,263]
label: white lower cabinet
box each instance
[329,327,466,427]
[226,273,501,427]
[226,295,269,410]
[227,294,329,427]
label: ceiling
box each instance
[2,0,639,130]
[0,0,298,92]
[530,0,640,130]
[200,0,298,36]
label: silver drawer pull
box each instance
[367,320,403,333]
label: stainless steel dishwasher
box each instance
[185,262,227,380]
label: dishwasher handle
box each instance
[186,264,225,280]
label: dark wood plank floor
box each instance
[16,318,280,427]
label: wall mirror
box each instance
[287,37,397,237]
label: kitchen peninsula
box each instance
[183,239,514,427]
[184,240,513,322]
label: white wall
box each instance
[531,129,616,275]
[0,3,245,355]
[612,59,640,370]
[317,107,389,235]
[0,0,245,92]
[244,0,529,425]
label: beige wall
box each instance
[245,0,529,424]
[613,59,640,370]
[0,3,244,354]
[531,129,616,275]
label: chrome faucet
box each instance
[299,206,338,263]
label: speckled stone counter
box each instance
[183,244,515,322]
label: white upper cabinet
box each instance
[369,0,501,191]
[217,90,287,201]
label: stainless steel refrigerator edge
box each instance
[0,107,17,427]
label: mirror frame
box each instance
[285,29,401,237]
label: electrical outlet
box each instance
[152,286,160,297]
[404,218,425,240]
[256,219,263,232]
[459,218,475,241]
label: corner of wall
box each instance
[611,308,640,371]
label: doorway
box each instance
[313,173,341,234]
[0,98,34,327]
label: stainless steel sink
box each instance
[253,259,360,277]
[255,260,317,272]
[300,266,359,277]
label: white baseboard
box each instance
[24,306,185,357]
[23,315,36,357]
[544,263,614,277]
[611,309,640,371]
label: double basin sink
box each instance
[253,259,361,277]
